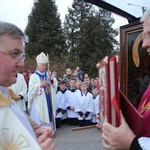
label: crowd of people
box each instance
[18,63,101,130]
[6,47,101,132]
[4,51,101,148]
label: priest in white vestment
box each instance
[8,73,27,112]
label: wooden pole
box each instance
[72,125,96,131]
[47,53,56,132]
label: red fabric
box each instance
[112,97,120,122]
[138,83,150,137]
[50,78,54,85]
[40,86,42,95]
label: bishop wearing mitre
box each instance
[28,52,56,131]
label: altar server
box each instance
[55,80,67,128]
[91,86,100,125]
[65,78,78,125]
[75,82,94,127]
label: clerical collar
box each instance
[69,88,76,92]
[81,91,88,96]
[93,95,98,99]
[60,89,67,94]
[37,70,46,75]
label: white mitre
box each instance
[36,52,48,64]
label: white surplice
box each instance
[91,95,100,123]
[9,73,27,111]
[75,91,94,120]
[65,90,78,118]
[55,90,66,118]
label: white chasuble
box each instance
[0,105,41,150]
[28,73,50,124]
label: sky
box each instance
[0,0,150,33]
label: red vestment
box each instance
[138,83,150,137]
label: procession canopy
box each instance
[84,0,139,23]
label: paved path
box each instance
[54,124,105,150]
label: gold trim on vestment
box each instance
[0,91,12,107]
[140,98,150,114]
[0,128,30,149]
[7,88,18,99]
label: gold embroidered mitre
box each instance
[36,52,48,64]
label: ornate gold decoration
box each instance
[96,62,100,68]
[96,56,108,68]
[103,56,108,64]
[0,91,12,107]
[7,88,18,100]
[0,128,30,149]
[132,33,143,67]
[116,55,119,63]
[140,98,150,114]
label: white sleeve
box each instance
[19,75,27,98]
[138,137,150,150]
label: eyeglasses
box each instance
[142,33,150,41]
[0,51,26,62]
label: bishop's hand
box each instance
[40,81,48,87]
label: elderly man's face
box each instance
[67,70,72,75]
[142,17,150,55]
[0,35,24,86]
[37,63,47,73]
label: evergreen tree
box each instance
[25,0,67,58]
[63,0,118,77]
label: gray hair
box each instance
[141,8,150,22]
[0,21,25,40]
